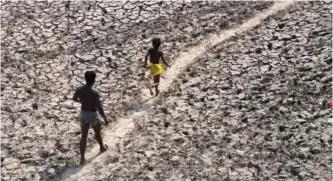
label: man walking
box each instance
[72,71,109,164]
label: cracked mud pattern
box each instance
[73,1,332,181]
[0,1,274,180]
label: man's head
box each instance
[152,38,161,49]
[84,71,96,85]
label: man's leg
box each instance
[92,123,107,152]
[80,123,89,165]
[154,75,160,96]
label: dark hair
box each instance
[152,38,161,49]
[84,71,96,84]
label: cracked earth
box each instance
[1,1,332,181]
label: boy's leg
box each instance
[144,72,154,96]
[154,75,160,96]
[148,84,154,96]
[92,123,107,152]
[145,77,154,96]
[80,123,89,164]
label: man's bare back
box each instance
[74,85,100,112]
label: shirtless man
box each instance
[144,38,170,96]
[73,71,109,165]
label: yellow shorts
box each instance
[148,63,163,76]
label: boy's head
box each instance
[84,71,96,85]
[152,38,161,49]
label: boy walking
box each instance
[144,38,170,96]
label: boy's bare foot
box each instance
[100,144,108,152]
[155,90,159,96]
[149,89,154,96]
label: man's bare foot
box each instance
[100,144,108,152]
[80,158,86,165]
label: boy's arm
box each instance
[161,52,170,68]
[95,92,109,125]
[144,50,149,67]
[72,88,79,102]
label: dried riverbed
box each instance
[55,1,332,180]
[1,1,274,180]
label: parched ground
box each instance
[0,1,275,181]
[60,1,332,181]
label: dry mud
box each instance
[0,1,274,181]
[51,1,332,181]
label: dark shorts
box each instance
[79,111,101,126]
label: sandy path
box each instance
[59,1,295,180]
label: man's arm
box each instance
[161,52,170,68]
[95,93,109,125]
[72,88,79,102]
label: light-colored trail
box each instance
[59,1,295,180]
